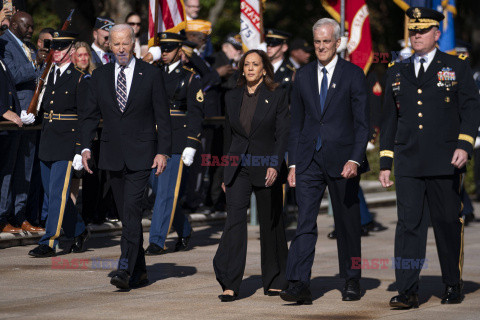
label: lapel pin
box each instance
[265,99,269,103]
[66,70,71,74]
[332,83,336,88]
[139,72,143,75]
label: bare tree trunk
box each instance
[208,0,227,26]
[102,0,135,24]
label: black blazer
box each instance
[223,84,289,187]
[79,59,172,172]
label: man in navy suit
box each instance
[280,18,369,304]
[0,12,40,232]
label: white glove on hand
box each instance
[475,137,480,149]
[366,141,375,151]
[20,110,35,125]
[336,36,348,53]
[72,154,84,171]
[182,147,196,167]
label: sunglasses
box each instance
[128,22,141,26]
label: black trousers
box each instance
[109,168,150,276]
[286,149,362,284]
[395,175,464,294]
[213,167,289,294]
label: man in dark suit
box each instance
[80,24,171,290]
[90,16,115,66]
[380,7,480,308]
[0,11,41,233]
[281,18,369,304]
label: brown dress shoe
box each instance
[1,224,23,233]
[21,221,45,232]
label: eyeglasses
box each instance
[128,22,141,26]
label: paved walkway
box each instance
[1,204,479,320]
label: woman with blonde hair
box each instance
[73,41,96,74]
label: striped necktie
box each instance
[116,66,127,113]
[22,43,33,62]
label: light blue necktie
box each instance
[316,67,328,151]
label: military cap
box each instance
[185,20,212,35]
[224,33,243,50]
[159,32,186,52]
[51,30,77,50]
[265,28,291,46]
[94,16,115,31]
[406,7,444,31]
[290,38,312,52]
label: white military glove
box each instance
[181,147,196,166]
[20,110,35,125]
[336,36,348,53]
[72,154,84,171]
[474,137,480,149]
[366,141,375,151]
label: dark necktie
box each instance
[417,57,425,80]
[55,68,61,85]
[116,66,127,112]
[316,67,328,151]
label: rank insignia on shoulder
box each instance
[196,89,204,102]
[388,61,395,68]
[286,64,296,72]
[458,54,467,60]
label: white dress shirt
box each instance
[317,54,338,93]
[413,48,436,77]
[272,59,284,74]
[114,58,136,98]
[167,60,181,73]
[92,43,109,65]
[53,62,71,84]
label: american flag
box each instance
[148,0,186,40]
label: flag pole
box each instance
[340,0,345,58]
[154,0,160,46]
[403,14,409,48]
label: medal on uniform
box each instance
[437,67,455,88]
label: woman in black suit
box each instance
[213,49,290,301]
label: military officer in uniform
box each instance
[145,33,204,255]
[265,29,296,93]
[379,8,480,308]
[28,31,90,257]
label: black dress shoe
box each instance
[327,230,337,239]
[129,271,149,288]
[389,293,419,309]
[145,243,166,255]
[343,279,361,301]
[365,220,387,232]
[280,282,312,305]
[360,225,370,237]
[266,290,281,296]
[110,270,130,290]
[70,229,90,253]
[441,283,463,304]
[218,293,237,302]
[174,234,191,252]
[28,244,56,258]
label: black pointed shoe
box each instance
[110,270,130,290]
[342,279,361,301]
[218,292,237,302]
[70,229,90,253]
[280,282,312,305]
[145,243,167,255]
[174,235,191,252]
[129,271,149,288]
[28,244,56,258]
[441,283,463,304]
[389,293,419,309]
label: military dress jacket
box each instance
[380,50,480,177]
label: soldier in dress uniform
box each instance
[379,7,480,308]
[28,31,90,257]
[145,32,204,255]
[265,28,296,93]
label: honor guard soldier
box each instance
[265,29,296,93]
[379,7,480,308]
[28,31,90,257]
[145,32,204,255]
